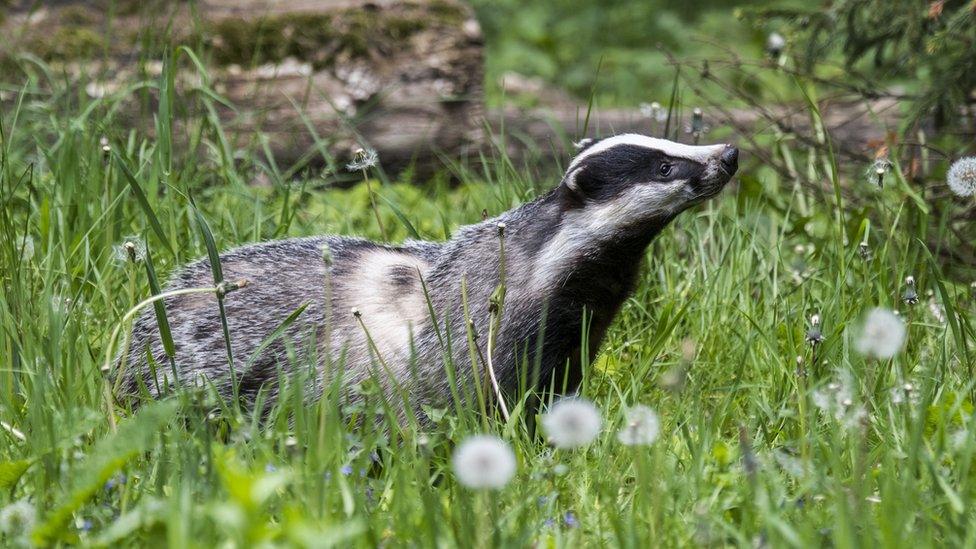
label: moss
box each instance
[205,4,447,69]
[60,5,100,26]
[24,26,107,61]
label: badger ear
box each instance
[573,138,596,152]
[562,164,596,197]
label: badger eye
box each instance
[659,162,673,177]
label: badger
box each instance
[119,134,738,419]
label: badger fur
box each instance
[120,134,739,417]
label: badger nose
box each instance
[719,145,739,173]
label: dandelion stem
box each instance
[486,223,510,422]
[361,168,388,241]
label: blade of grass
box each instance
[113,152,174,255]
[187,193,238,394]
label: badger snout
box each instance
[719,145,739,176]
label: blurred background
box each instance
[0,0,973,276]
[2,0,972,178]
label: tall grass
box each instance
[0,54,974,548]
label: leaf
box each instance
[32,401,178,546]
[0,460,30,490]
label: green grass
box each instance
[1,60,975,548]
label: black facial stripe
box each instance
[569,144,706,202]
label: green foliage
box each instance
[469,0,757,104]
[749,0,976,127]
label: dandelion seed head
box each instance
[639,101,668,122]
[867,158,892,187]
[855,308,906,359]
[813,370,865,429]
[112,236,146,264]
[766,32,786,56]
[947,157,976,197]
[540,398,603,449]
[928,297,946,324]
[452,435,516,489]
[16,235,34,261]
[346,148,379,172]
[617,404,660,446]
[0,500,36,538]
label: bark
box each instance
[0,0,485,175]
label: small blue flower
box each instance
[543,518,555,529]
[563,512,578,528]
[80,519,93,532]
[265,464,277,473]
[340,465,353,476]
[104,474,127,490]
[359,468,367,478]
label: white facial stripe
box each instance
[567,133,725,172]
[531,182,686,290]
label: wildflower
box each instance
[563,512,578,528]
[946,157,976,197]
[104,473,127,490]
[540,398,603,449]
[805,314,824,346]
[617,405,660,446]
[855,308,906,359]
[0,500,36,539]
[867,158,892,188]
[452,435,516,489]
[264,463,277,473]
[112,236,146,264]
[766,32,786,57]
[346,148,379,172]
[902,276,919,305]
[340,464,353,477]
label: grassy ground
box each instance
[1,64,975,548]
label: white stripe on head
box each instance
[567,134,725,173]
[531,181,686,291]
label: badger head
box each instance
[559,134,738,239]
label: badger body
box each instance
[121,134,738,416]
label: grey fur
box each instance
[119,134,738,419]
